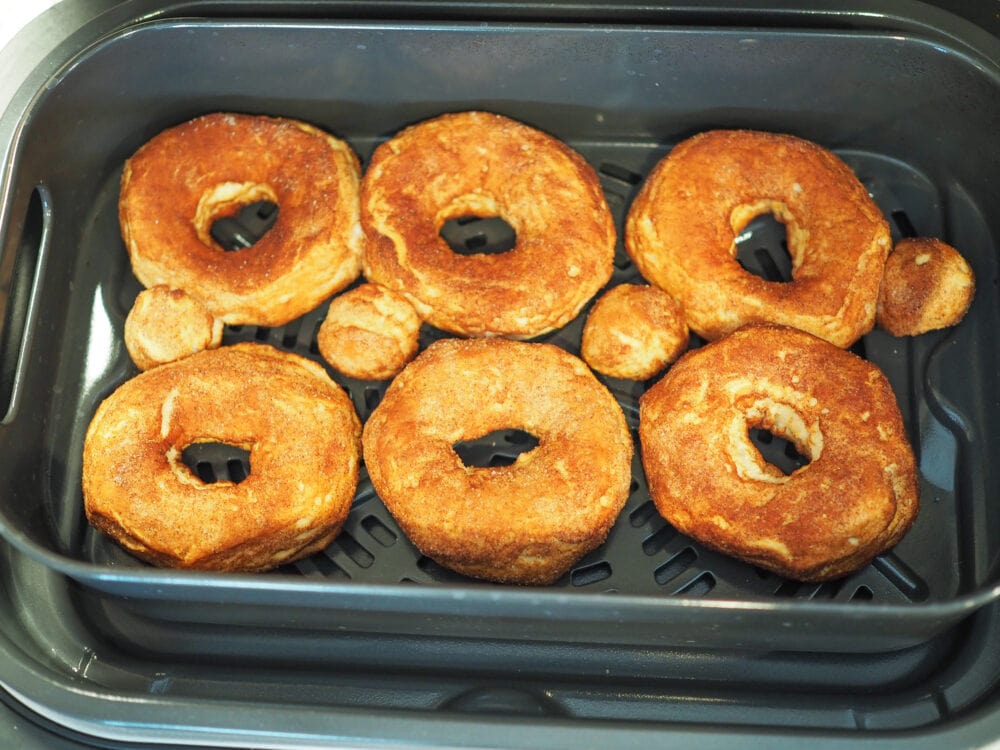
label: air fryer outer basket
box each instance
[0,0,999,655]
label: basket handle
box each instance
[0,184,52,424]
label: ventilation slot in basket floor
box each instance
[735,213,792,283]
[654,547,698,586]
[210,200,278,251]
[571,561,613,587]
[180,443,250,485]
[360,515,398,547]
[440,215,517,255]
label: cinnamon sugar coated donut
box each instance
[639,325,918,581]
[124,285,223,371]
[361,111,616,338]
[877,237,975,336]
[119,113,363,326]
[82,343,362,572]
[362,338,633,584]
[581,284,689,380]
[317,283,421,380]
[625,130,891,348]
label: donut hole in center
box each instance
[440,215,518,256]
[732,200,801,284]
[210,200,279,251]
[180,441,252,484]
[748,427,811,476]
[195,181,280,251]
[730,397,822,483]
[453,428,540,468]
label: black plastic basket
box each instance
[0,0,998,658]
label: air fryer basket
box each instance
[4,532,1000,748]
[0,1,998,654]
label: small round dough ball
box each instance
[581,284,689,380]
[877,237,975,336]
[318,283,421,380]
[124,285,223,371]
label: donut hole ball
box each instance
[362,338,634,585]
[581,284,689,380]
[124,285,223,371]
[876,237,975,337]
[317,283,422,380]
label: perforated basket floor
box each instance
[73,138,974,606]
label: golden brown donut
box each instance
[362,337,633,584]
[82,343,361,572]
[361,111,616,338]
[877,237,975,336]
[625,130,891,348]
[639,324,918,582]
[120,113,363,326]
[581,284,689,380]
[124,285,223,371]
[317,283,421,380]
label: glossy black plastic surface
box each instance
[0,0,999,655]
[0,2,999,748]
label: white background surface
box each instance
[0,1,61,53]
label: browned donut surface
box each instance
[361,111,616,338]
[120,113,363,326]
[639,324,918,581]
[124,285,223,371]
[362,338,633,584]
[877,237,975,336]
[625,130,891,348]
[317,283,421,380]
[581,284,689,380]
[82,343,361,572]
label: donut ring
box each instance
[361,111,616,338]
[362,338,633,584]
[625,130,891,348]
[82,343,362,572]
[877,237,975,336]
[120,113,363,326]
[639,324,918,581]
